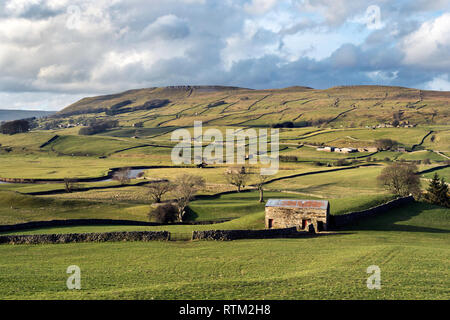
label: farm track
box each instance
[435,151,450,160]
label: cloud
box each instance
[0,0,449,110]
[425,74,450,91]
[244,0,278,15]
[141,14,190,40]
[4,0,42,16]
[329,43,360,68]
[402,13,450,70]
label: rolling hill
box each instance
[54,85,450,128]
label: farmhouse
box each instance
[316,146,335,152]
[265,199,329,232]
[335,147,357,153]
[358,147,378,152]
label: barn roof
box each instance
[265,199,329,210]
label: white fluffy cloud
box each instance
[244,0,278,15]
[402,13,450,69]
[0,0,450,110]
[5,0,42,16]
[425,75,450,91]
[141,15,190,40]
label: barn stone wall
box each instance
[265,207,328,232]
[192,227,300,241]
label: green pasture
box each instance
[266,165,387,197]
[0,190,397,237]
[0,191,148,225]
[0,154,165,179]
[422,167,450,181]
[0,202,448,299]
[397,150,447,162]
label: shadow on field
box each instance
[284,232,354,239]
[183,206,198,221]
[343,202,449,234]
[285,183,335,194]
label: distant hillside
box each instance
[56,85,450,128]
[0,109,55,122]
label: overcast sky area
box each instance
[1,0,450,110]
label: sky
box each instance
[1,0,450,110]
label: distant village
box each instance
[366,120,417,129]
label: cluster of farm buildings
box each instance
[315,146,378,154]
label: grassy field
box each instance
[0,191,149,224]
[266,165,387,197]
[0,190,393,227]
[422,167,450,181]
[0,202,448,299]
[0,86,449,300]
[0,154,167,179]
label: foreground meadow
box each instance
[0,120,448,300]
[0,202,448,300]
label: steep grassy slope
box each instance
[55,85,450,128]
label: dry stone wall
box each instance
[330,196,414,228]
[0,231,170,245]
[192,227,300,241]
[0,218,230,233]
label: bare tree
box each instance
[113,167,131,185]
[173,174,206,221]
[64,178,77,193]
[377,162,421,197]
[255,172,270,203]
[225,166,249,192]
[147,181,173,203]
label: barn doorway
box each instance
[268,219,273,229]
[302,220,307,229]
[317,221,324,232]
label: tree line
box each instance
[0,119,30,135]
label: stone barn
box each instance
[265,199,329,232]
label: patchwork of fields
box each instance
[0,85,449,300]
